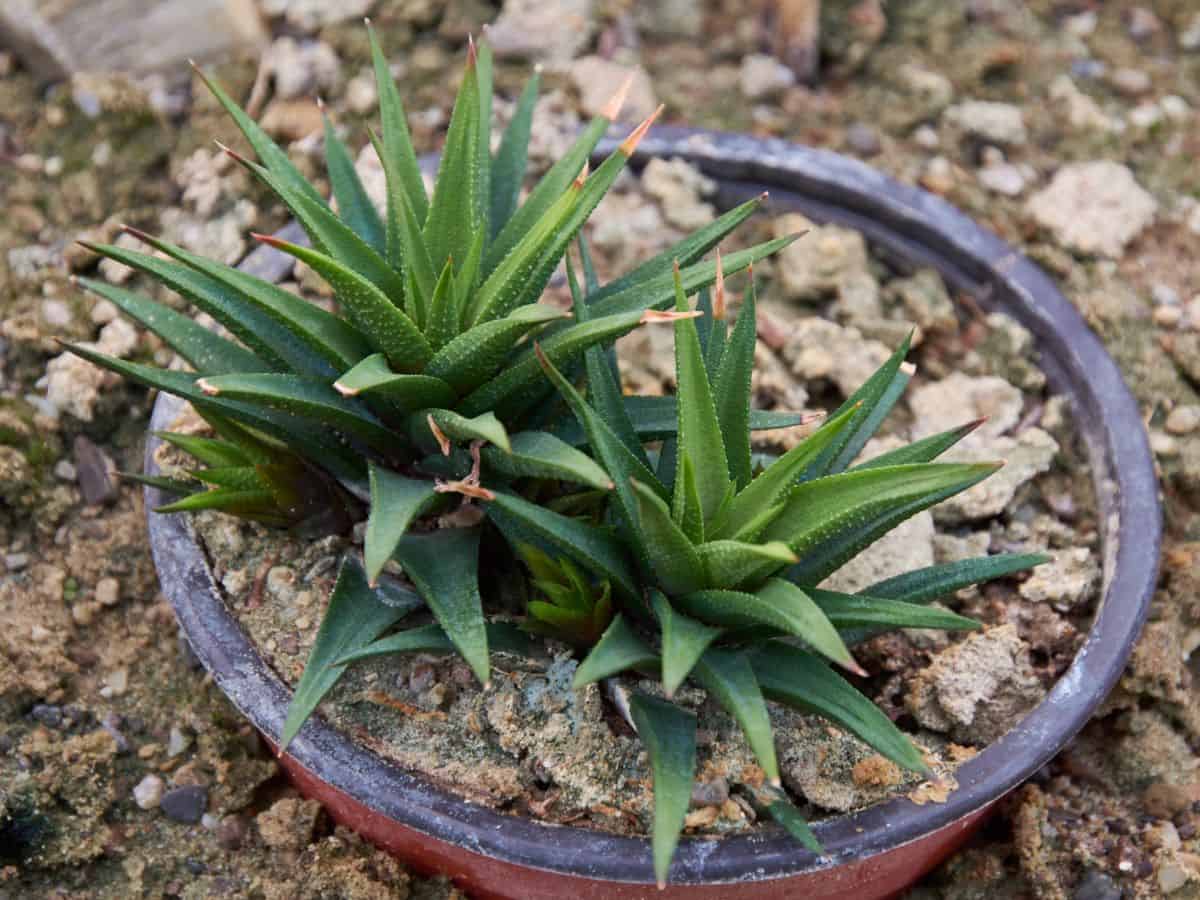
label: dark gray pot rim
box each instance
[145,125,1160,887]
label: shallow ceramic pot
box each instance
[145,127,1160,900]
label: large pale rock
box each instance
[1026,161,1158,258]
[772,214,875,304]
[944,100,1027,146]
[934,428,1059,523]
[906,624,1042,744]
[488,0,595,64]
[640,158,715,230]
[822,511,935,595]
[777,316,892,399]
[0,0,265,79]
[909,372,1024,444]
[568,56,658,123]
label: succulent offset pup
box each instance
[64,28,1046,889]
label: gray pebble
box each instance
[1073,868,1122,900]
[73,435,118,506]
[845,122,881,156]
[160,785,208,824]
[31,704,63,728]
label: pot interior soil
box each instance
[162,163,1102,843]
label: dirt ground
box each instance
[2,1,1199,898]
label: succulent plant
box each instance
[62,29,791,722]
[63,27,1047,888]
[523,261,1048,883]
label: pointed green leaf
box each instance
[671,265,729,524]
[474,126,655,327]
[670,454,705,544]
[336,622,535,666]
[364,464,439,585]
[425,303,567,394]
[714,402,861,541]
[74,278,265,375]
[334,354,455,410]
[763,793,822,854]
[424,45,482,271]
[323,115,385,253]
[692,649,778,782]
[418,408,510,453]
[393,528,490,684]
[368,22,428,224]
[525,347,665,540]
[651,592,721,698]
[63,345,364,482]
[194,65,326,208]
[490,70,539,238]
[853,419,985,470]
[712,278,756,486]
[633,479,705,596]
[367,127,435,311]
[808,588,981,633]
[863,553,1049,605]
[766,463,1002,586]
[484,114,610,276]
[450,227,486,333]
[695,540,796,590]
[156,487,282,520]
[677,582,849,648]
[572,614,657,687]
[196,373,396,453]
[589,236,798,319]
[81,240,323,376]
[755,579,857,671]
[482,431,614,490]
[281,556,421,748]
[628,692,697,889]
[114,230,372,370]
[154,432,250,468]
[231,153,408,304]
[424,257,460,350]
[554,396,807,447]
[486,491,639,597]
[801,334,912,482]
[751,641,927,772]
[459,309,652,419]
[467,173,582,326]
[254,234,431,371]
[566,254,651,467]
[589,196,770,306]
[191,465,265,490]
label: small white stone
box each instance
[945,100,1027,145]
[104,668,129,697]
[44,156,64,177]
[95,577,120,607]
[30,624,52,642]
[912,125,939,149]
[167,726,192,757]
[1150,430,1179,457]
[40,299,73,329]
[345,72,378,115]
[133,774,165,810]
[90,299,119,325]
[1161,95,1191,121]
[1165,405,1200,435]
[1155,306,1182,328]
[977,162,1026,197]
[739,53,796,100]
[1064,11,1096,36]
[53,460,77,481]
